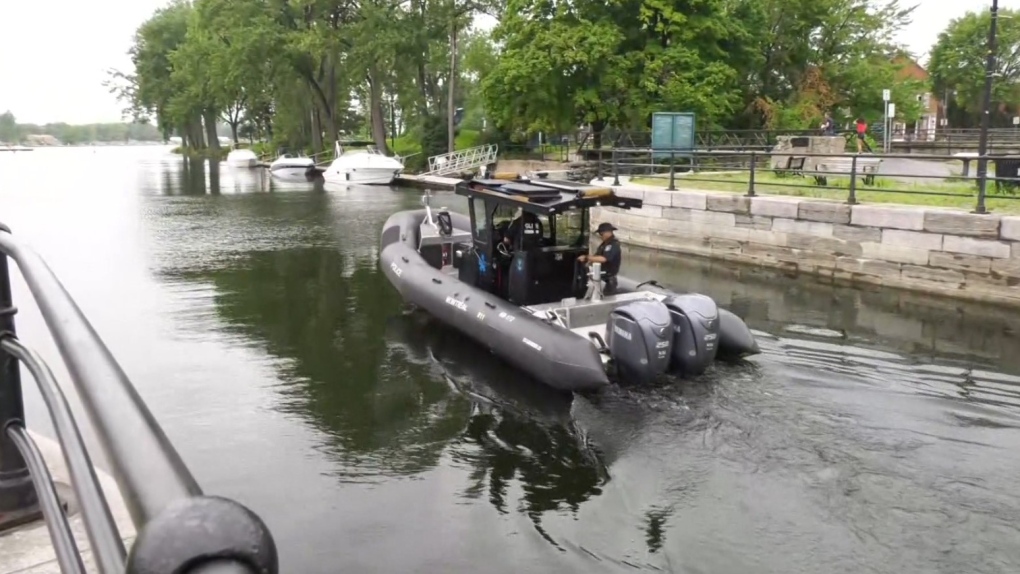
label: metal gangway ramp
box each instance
[424,144,499,176]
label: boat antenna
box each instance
[421,190,435,227]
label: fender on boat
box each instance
[380,209,610,392]
[615,276,760,359]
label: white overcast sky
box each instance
[0,0,1013,125]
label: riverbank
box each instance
[593,181,1020,308]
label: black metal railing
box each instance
[0,223,278,573]
[570,127,1020,154]
[588,148,1020,214]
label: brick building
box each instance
[891,55,941,142]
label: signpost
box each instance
[882,89,891,153]
[651,112,696,159]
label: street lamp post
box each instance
[976,0,999,214]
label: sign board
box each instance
[888,103,896,118]
[883,89,891,101]
[1013,116,1019,125]
[651,112,696,158]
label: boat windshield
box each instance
[553,208,587,247]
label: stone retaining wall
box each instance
[594,188,1020,307]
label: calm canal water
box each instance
[3,146,1020,573]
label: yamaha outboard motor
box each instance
[663,294,720,376]
[605,300,673,385]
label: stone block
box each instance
[746,229,788,247]
[799,200,851,224]
[1002,216,1020,242]
[614,187,644,201]
[706,194,750,214]
[750,196,800,218]
[771,218,834,237]
[672,191,707,210]
[643,190,674,207]
[741,242,791,263]
[788,234,863,257]
[631,205,662,218]
[833,224,882,244]
[881,229,944,251]
[850,204,925,230]
[991,257,1020,280]
[1015,243,1020,258]
[647,216,682,232]
[709,237,743,254]
[928,251,993,273]
[735,214,773,230]
[923,211,1001,238]
[861,242,931,265]
[900,265,965,289]
[860,259,903,281]
[662,207,691,221]
[689,209,737,227]
[942,235,1011,258]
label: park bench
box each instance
[813,156,882,187]
[773,155,806,178]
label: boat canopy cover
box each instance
[455,178,643,215]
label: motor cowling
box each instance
[663,294,720,376]
[605,300,673,385]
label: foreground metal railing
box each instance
[0,223,277,573]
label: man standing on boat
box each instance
[578,222,621,295]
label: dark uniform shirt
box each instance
[505,213,542,249]
[595,236,621,277]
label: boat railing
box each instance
[0,223,277,574]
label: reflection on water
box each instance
[4,148,1020,573]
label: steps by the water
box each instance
[0,432,135,574]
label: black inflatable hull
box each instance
[381,209,611,392]
[379,210,760,392]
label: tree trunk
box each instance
[229,122,239,145]
[203,110,220,150]
[367,72,390,155]
[311,107,323,153]
[447,20,458,153]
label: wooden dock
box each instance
[395,174,462,190]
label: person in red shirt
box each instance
[855,117,869,153]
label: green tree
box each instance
[929,8,1020,127]
[0,111,18,143]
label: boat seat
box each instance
[508,245,587,306]
[418,222,472,248]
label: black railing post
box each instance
[668,151,676,191]
[596,148,604,181]
[746,151,757,197]
[0,223,42,532]
[612,148,621,186]
[976,153,989,214]
[847,155,859,205]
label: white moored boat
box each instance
[269,152,316,179]
[322,140,403,185]
[226,147,258,168]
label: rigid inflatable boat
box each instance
[379,177,760,392]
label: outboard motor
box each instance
[662,294,720,376]
[605,300,673,385]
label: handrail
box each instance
[0,222,278,573]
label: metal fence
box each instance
[0,223,278,573]
[589,148,1020,214]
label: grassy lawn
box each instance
[630,171,1020,214]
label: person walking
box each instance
[855,117,871,153]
